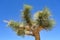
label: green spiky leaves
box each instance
[16,27,25,36]
[22,5,32,26]
[8,20,25,36]
[34,7,55,30]
[8,20,20,30]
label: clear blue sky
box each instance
[0,0,60,40]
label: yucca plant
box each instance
[4,5,55,40]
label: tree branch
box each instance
[25,25,31,31]
[36,26,43,32]
[25,31,33,36]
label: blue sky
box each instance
[0,0,60,40]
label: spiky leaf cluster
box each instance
[22,5,32,26]
[8,20,20,30]
[34,8,54,30]
[8,20,25,36]
[16,27,25,36]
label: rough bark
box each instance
[37,26,43,32]
[32,30,40,40]
[25,25,43,40]
[32,26,43,40]
[34,33,40,40]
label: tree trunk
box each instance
[33,30,40,40]
[34,33,40,40]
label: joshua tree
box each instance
[4,5,55,40]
